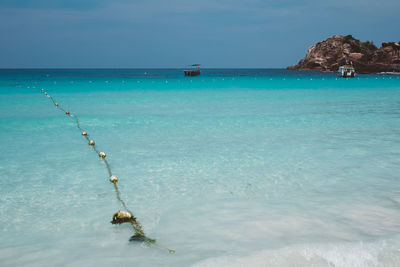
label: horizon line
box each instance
[0,67,288,70]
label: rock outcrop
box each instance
[287,35,400,73]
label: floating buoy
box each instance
[110,175,119,183]
[99,152,106,158]
[89,140,95,146]
[44,92,47,95]
[81,131,87,136]
[41,89,44,92]
[55,103,58,107]
[65,111,70,115]
[111,210,133,224]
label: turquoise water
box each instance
[1,69,400,266]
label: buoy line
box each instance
[40,88,175,253]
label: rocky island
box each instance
[287,35,400,74]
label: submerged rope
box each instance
[40,88,174,253]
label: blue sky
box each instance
[0,0,399,68]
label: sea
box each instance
[0,69,400,266]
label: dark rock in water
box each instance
[287,35,400,74]
[129,233,156,243]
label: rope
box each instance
[40,88,174,253]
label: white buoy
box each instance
[55,103,58,107]
[44,92,47,95]
[41,89,44,92]
[82,131,87,136]
[110,175,119,183]
[89,140,95,146]
[99,152,106,158]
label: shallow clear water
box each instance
[1,69,400,266]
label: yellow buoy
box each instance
[81,131,87,136]
[110,175,119,183]
[111,210,132,224]
[99,152,106,158]
[89,140,95,146]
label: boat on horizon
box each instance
[184,64,201,76]
[338,65,355,78]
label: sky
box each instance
[0,0,399,68]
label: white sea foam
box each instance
[192,238,400,267]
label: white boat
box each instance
[338,65,355,78]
